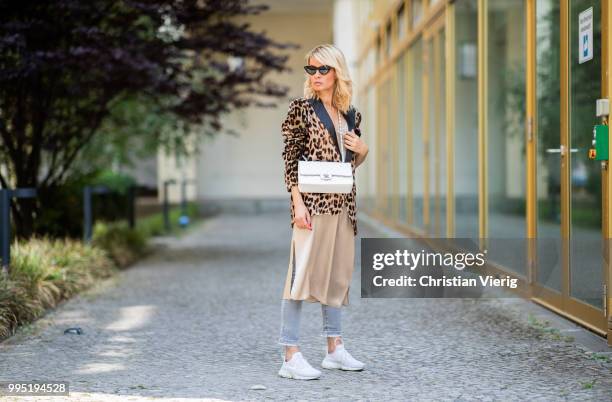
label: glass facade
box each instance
[397,54,409,223]
[412,0,424,28]
[454,0,479,238]
[486,0,527,274]
[411,38,425,230]
[354,0,611,337]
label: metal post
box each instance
[179,179,195,228]
[1,189,10,274]
[163,181,170,232]
[163,180,176,232]
[181,180,187,217]
[127,185,136,229]
[0,188,37,274]
[83,185,110,243]
[83,186,93,243]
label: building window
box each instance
[411,0,423,27]
[410,38,424,229]
[397,52,408,223]
[366,48,374,80]
[454,0,478,238]
[386,21,392,56]
[486,0,527,275]
[398,4,406,41]
[458,42,477,79]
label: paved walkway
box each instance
[0,210,611,401]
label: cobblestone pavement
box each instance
[0,210,611,402]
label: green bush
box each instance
[93,169,137,195]
[92,221,149,267]
[137,202,200,237]
[34,169,137,238]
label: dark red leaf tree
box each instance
[0,0,296,236]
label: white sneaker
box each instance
[321,344,365,371]
[278,352,322,380]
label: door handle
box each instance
[546,145,578,156]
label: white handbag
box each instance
[297,160,353,193]
[295,99,361,194]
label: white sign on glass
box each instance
[458,42,476,79]
[578,7,593,64]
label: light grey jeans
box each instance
[278,298,342,346]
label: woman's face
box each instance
[308,57,336,93]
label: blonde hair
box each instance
[303,44,353,113]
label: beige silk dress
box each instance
[281,112,355,308]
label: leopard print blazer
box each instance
[281,96,363,236]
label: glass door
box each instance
[535,0,563,302]
[533,0,606,333]
[567,0,605,320]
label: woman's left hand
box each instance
[343,130,368,156]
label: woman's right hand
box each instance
[293,200,312,230]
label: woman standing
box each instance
[277,44,369,380]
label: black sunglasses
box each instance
[304,65,333,75]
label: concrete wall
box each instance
[190,6,334,212]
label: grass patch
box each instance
[580,379,597,389]
[0,238,117,340]
[527,313,575,342]
[587,353,611,363]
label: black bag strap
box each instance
[343,106,359,163]
[307,98,361,163]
